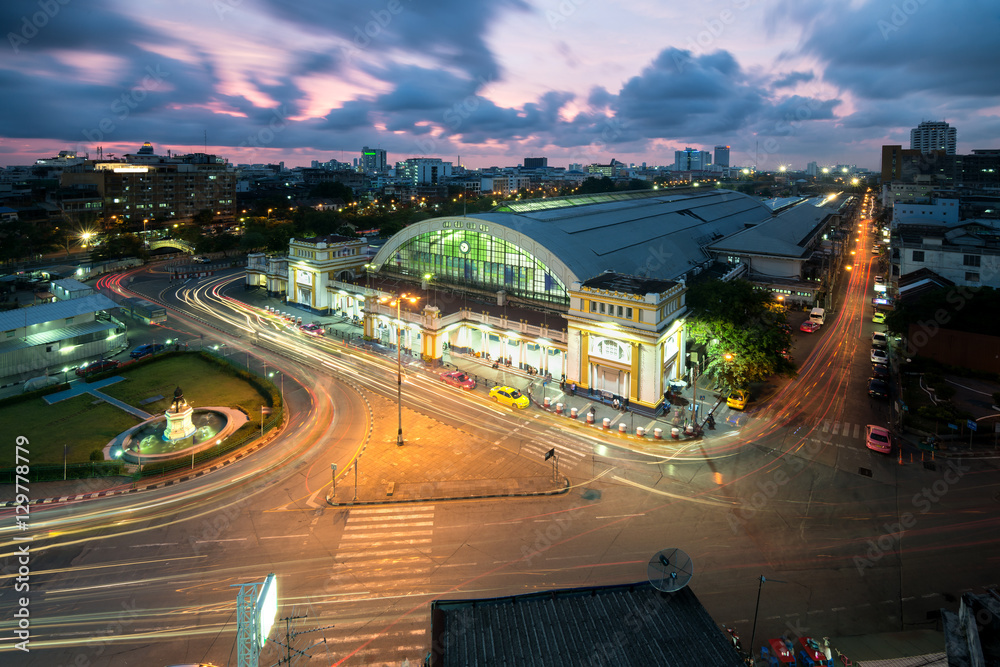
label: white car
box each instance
[872,331,887,345]
[871,348,889,364]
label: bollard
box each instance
[618,422,627,433]
[556,402,563,415]
[602,417,610,429]
[636,426,645,437]
[653,427,662,439]
[544,396,551,408]
[671,427,680,440]
[586,411,594,424]
[570,406,578,419]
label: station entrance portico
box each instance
[445,325,566,377]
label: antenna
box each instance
[204,129,208,152]
[647,548,693,592]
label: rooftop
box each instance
[429,582,744,667]
[581,271,677,295]
[0,293,119,332]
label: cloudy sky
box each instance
[2,0,998,171]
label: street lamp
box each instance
[269,370,283,400]
[380,293,419,446]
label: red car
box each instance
[299,323,325,336]
[440,370,476,390]
[799,321,821,333]
[75,359,121,377]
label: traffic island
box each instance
[326,390,569,506]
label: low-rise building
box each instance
[0,293,126,380]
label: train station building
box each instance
[247,188,848,412]
[361,188,772,412]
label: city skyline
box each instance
[1,0,998,170]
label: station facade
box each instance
[358,188,773,411]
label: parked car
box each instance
[870,348,889,364]
[440,370,476,390]
[868,378,890,400]
[800,321,821,333]
[130,343,165,359]
[726,389,749,410]
[865,424,892,453]
[489,385,529,409]
[872,311,886,324]
[75,359,121,377]
[872,331,887,345]
[871,364,890,381]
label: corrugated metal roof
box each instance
[475,189,771,283]
[0,319,118,353]
[709,197,837,258]
[430,582,744,667]
[0,293,119,332]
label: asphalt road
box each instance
[2,237,999,666]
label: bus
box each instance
[121,297,167,324]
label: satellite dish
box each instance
[647,548,693,592]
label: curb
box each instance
[325,477,571,507]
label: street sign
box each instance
[968,420,977,431]
[947,423,958,430]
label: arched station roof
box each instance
[370,188,772,301]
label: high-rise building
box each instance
[396,158,452,185]
[806,162,818,177]
[910,121,956,155]
[361,146,387,173]
[674,147,711,171]
[523,157,547,169]
[713,145,730,168]
[60,145,237,229]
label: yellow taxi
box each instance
[872,311,886,324]
[726,389,749,410]
[489,385,530,409]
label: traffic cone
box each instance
[898,449,903,465]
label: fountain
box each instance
[163,386,196,441]
[111,387,248,466]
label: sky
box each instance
[2,0,999,171]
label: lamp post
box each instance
[269,370,283,400]
[381,293,419,446]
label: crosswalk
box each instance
[820,419,864,439]
[316,504,436,665]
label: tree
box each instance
[90,233,148,261]
[685,278,794,389]
[577,176,618,194]
[192,209,214,226]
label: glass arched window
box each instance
[380,229,568,305]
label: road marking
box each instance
[853,423,861,438]
[341,529,434,540]
[129,543,175,548]
[822,420,831,433]
[261,534,309,539]
[595,514,645,519]
[348,505,435,515]
[195,538,246,543]
[833,421,841,435]
[347,514,434,523]
[612,476,736,507]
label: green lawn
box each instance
[0,393,141,466]
[99,354,267,418]
[0,353,269,467]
